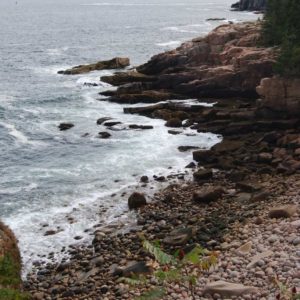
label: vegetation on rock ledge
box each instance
[263,0,300,76]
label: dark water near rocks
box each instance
[0,0,259,273]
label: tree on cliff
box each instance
[263,0,300,76]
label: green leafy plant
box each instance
[120,238,218,300]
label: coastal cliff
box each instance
[231,0,267,11]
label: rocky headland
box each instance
[231,0,267,12]
[5,20,300,299]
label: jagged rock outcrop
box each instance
[102,22,276,103]
[257,77,300,116]
[58,57,130,75]
[231,0,267,11]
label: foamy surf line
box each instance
[156,40,181,48]
[6,127,221,277]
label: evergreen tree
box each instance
[263,0,300,77]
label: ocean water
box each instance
[0,0,260,273]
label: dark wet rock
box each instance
[81,133,90,137]
[128,192,147,210]
[108,90,183,104]
[103,121,122,127]
[98,132,111,139]
[44,230,57,236]
[168,130,181,135]
[58,57,130,75]
[178,146,200,152]
[193,169,213,181]
[97,117,112,125]
[206,18,227,21]
[83,82,98,87]
[99,90,116,97]
[193,150,215,163]
[128,124,153,130]
[154,176,166,182]
[101,70,156,86]
[140,176,149,183]
[165,118,182,128]
[193,187,224,203]
[185,162,196,168]
[58,123,74,131]
[163,227,195,246]
[124,103,166,116]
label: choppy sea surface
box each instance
[0,0,260,273]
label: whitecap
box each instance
[0,122,45,146]
[0,122,29,144]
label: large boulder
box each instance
[192,187,224,203]
[257,77,300,116]
[58,57,130,75]
[128,192,147,210]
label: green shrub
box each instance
[120,238,218,300]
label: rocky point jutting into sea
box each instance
[231,0,267,11]
[16,20,300,300]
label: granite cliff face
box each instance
[231,0,267,11]
[102,22,276,103]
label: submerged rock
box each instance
[58,57,130,75]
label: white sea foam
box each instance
[162,26,198,34]
[81,3,191,7]
[156,40,181,48]
[0,122,29,144]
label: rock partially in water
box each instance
[98,132,111,139]
[97,117,112,125]
[128,124,153,130]
[58,57,130,75]
[58,123,74,131]
[128,192,147,210]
